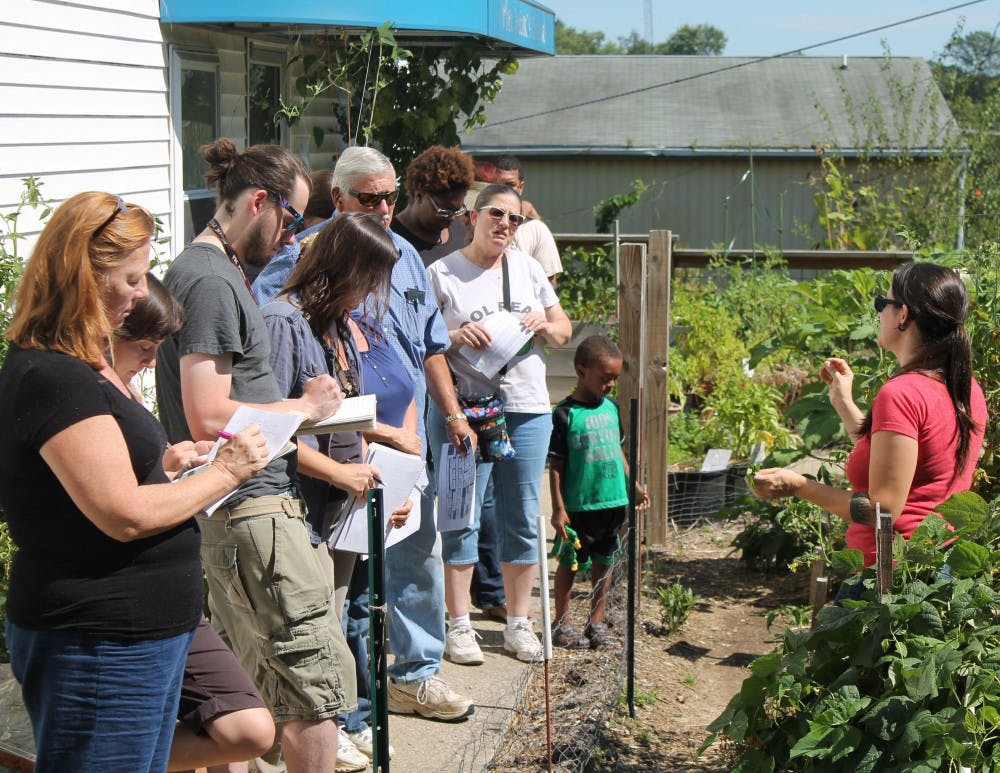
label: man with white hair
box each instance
[253,147,476,725]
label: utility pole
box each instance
[643,0,653,46]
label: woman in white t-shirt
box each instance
[427,183,572,664]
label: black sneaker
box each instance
[553,622,590,649]
[584,621,612,649]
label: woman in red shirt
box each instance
[754,262,987,585]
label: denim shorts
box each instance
[200,496,357,723]
[7,620,194,772]
[439,411,552,566]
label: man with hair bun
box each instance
[157,138,356,772]
[391,145,475,265]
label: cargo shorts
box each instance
[200,495,358,724]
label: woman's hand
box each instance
[451,322,492,350]
[329,463,381,498]
[820,357,854,407]
[519,311,552,339]
[389,499,413,529]
[211,424,269,485]
[753,467,807,500]
[162,440,214,476]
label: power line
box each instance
[486,0,988,129]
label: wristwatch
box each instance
[444,413,467,424]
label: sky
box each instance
[539,0,1000,59]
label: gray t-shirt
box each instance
[156,242,294,505]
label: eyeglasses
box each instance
[426,193,468,219]
[348,188,399,208]
[478,206,526,227]
[874,294,905,313]
[92,196,128,241]
[269,191,304,233]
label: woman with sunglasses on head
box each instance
[754,262,987,599]
[0,192,268,772]
[426,183,572,663]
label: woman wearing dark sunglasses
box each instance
[754,262,987,599]
[427,182,572,663]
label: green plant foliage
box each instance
[655,582,699,636]
[594,179,646,233]
[555,245,617,325]
[277,25,515,174]
[702,492,1000,771]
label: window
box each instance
[171,51,219,246]
[249,45,283,146]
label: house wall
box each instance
[0,1,171,252]
[512,155,841,250]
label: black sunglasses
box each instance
[92,196,128,241]
[427,193,468,219]
[348,188,399,208]
[478,206,526,227]
[874,294,905,313]
[268,191,304,233]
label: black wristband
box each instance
[850,491,875,526]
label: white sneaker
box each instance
[445,623,485,665]
[345,724,394,760]
[503,621,543,662]
[336,730,369,772]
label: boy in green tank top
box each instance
[549,335,648,649]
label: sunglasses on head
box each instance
[426,193,468,219]
[874,294,904,313]
[348,188,399,208]
[92,196,129,241]
[478,206,526,227]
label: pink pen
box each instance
[217,430,234,440]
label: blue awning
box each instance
[159,0,555,56]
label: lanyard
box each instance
[207,218,257,304]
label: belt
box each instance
[207,495,304,523]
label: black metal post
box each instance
[367,488,389,772]
[626,398,639,719]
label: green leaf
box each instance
[946,540,991,578]
[312,126,325,147]
[829,548,865,578]
[936,490,988,530]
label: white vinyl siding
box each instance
[0,0,170,254]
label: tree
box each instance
[554,19,727,56]
[659,24,727,55]
[554,19,619,55]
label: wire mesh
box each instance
[667,464,749,526]
[474,535,634,772]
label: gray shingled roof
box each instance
[463,55,957,155]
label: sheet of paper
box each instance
[200,406,302,516]
[436,439,476,533]
[332,444,425,554]
[297,394,377,435]
[458,310,534,379]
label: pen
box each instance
[217,430,234,440]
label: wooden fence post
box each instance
[646,231,671,545]
[617,242,646,474]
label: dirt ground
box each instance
[595,519,810,771]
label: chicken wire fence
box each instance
[453,533,635,772]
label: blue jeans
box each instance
[436,410,552,566]
[471,479,506,609]
[341,559,372,733]
[7,620,194,773]
[384,407,447,683]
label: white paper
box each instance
[436,440,476,532]
[200,406,303,516]
[332,443,425,554]
[458,310,534,379]
[297,394,378,435]
[700,448,733,472]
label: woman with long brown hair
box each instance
[755,262,988,598]
[0,191,267,771]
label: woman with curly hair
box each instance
[391,145,475,264]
